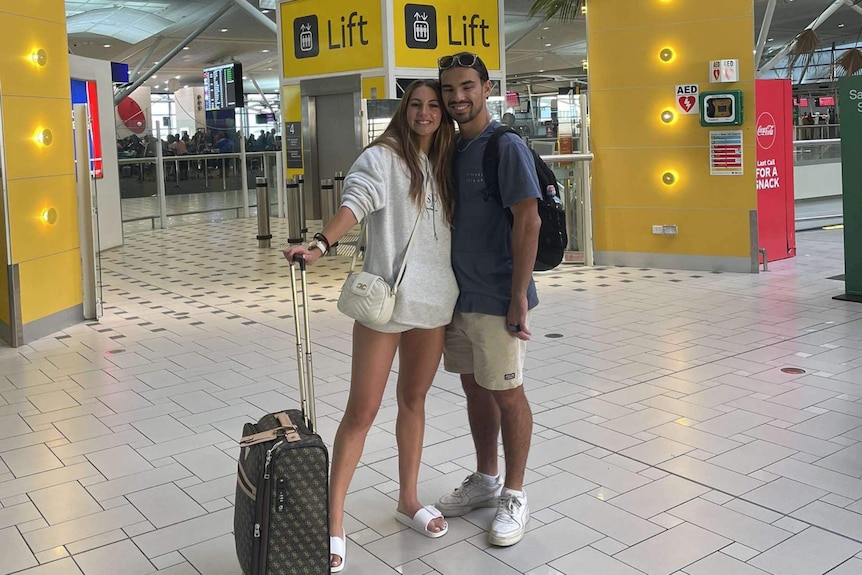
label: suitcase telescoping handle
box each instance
[288,256,317,434]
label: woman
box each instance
[283,79,458,572]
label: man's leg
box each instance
[461,373,501,477]
[437,314,503,517]
[493,386,532,491]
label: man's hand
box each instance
[506,296,531,341]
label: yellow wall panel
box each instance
[588,0,753,32]
[592,208,752,257]
[0,195,8,325]
[1,96,75,182]
[591,148,756,211]
[588,0,755,263]
[589,20,755,92]
[18,249,82,324]
[0,1,66,25]
[283,85,301,123]
[362,76,386,100]
[0,15,70,99]
[7,175,79,263]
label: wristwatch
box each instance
[306,239,328,255]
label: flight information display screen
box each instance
[203,62,244,110]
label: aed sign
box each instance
[675,84,699,114]
[700,90,744,126]
[280,0,383,78]
[710,59,739,83]
[394,0,500,70]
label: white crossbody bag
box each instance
[336,211,422,326]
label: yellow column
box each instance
[0,1,82,345]
[588,0,757,272]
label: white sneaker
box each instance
[489,491,529,546]
[436,473,502,517]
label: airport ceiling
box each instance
[65,0,862,96]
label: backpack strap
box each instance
[481,126,519,204]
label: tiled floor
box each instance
[2,219,862,575]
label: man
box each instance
[436,52,541,547]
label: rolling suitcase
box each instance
[234,258,330,575]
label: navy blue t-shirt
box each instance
[451,121,541,316]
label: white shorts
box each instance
[443,311,528,391]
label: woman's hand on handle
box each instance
[283,245,322,266]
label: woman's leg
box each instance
[394,326,447,532]
[329,322,400,567]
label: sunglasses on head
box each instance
[438,53,480,70]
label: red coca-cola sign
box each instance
[756,112,777,150]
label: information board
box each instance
[203,63,244,110]
[285,121,303,169]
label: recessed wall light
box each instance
[41,208,58,225]
[103,44,111,48]
[261,49,270,53]
[31,49,47,66]
[545,43,552,47]
[183,46,190,50]
[34,128,53,146]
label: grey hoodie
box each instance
[341,144,459,333]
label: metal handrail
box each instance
[540,153,595,163]
[792,138,840,146]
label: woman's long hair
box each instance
[369,80,455,224]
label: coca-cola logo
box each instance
[756,112,777,150]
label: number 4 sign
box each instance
[676,84,700,114]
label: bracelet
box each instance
[306,239,327,255]
[313,232,331,251]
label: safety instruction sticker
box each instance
[710,130,743,176]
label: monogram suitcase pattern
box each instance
[234,411,329,575]
[234,259,330,575]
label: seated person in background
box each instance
[216,132,235,154]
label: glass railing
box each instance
[794,123,840,142]
[118,151,281,233]
[793,138,841,165]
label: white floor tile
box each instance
[74,540,155,575]
[550,545,644,575]
[0,526,38,574]
[615,522,730,575]
[29,482,102,525]
[749,527,862,575]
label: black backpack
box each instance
[482,126,568,271]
